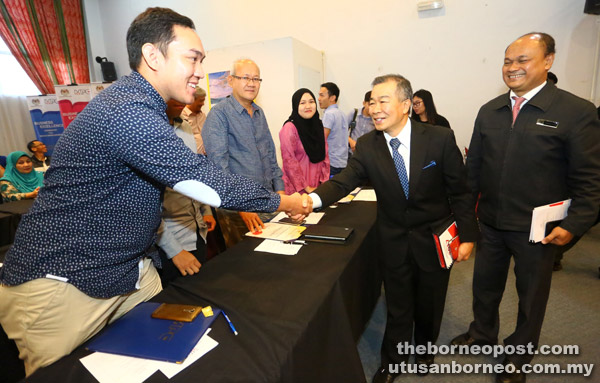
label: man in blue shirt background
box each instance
[203,59,285,248]
[347,90,375,159]
[318,82,348,176]
[0,8,310,375]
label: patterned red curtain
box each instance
[0,0,89,94]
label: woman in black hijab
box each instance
[279,88,330,194]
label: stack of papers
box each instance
[245,222,306,241]
[529,199,571,243]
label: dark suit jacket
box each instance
[314,120,479,272]
[467,82,600,236]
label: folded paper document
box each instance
[245,222,306,241]
[87,302,221,363]
[529,199,571,243]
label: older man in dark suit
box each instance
[309,74,479,383]
[452,33,600,383]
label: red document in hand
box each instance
[432,218,461,269]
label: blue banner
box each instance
[27,95,65,156]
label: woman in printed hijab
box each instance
[0,151,44,202]
[279,89,330,195]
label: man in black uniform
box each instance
[452,32,600,383]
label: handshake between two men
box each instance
[279,193,313,221]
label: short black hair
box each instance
[363,91,372,103]
[371,74,413,101]
[547,71,558,84]
[515,32,556,56]
[126,7,195,71]
[27,140,40,152]
[320,82,340,103]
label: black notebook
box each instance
[302,225,354,243]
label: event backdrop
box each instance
[26,95,64,156]
[55,82,111,128]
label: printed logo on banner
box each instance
[74,88,91,96]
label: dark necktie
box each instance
[390,138,409,198]
[512,96,526,123]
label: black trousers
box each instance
[381,254,451,365]
[468,223,556,365]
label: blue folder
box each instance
[86,302,221,363]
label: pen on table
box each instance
[283,239,308,245]
[222,311,238,336]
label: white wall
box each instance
[84,0,600,150]
[82,0,105,83]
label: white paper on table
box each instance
[254,239,302,255]
[245,222,305,241]
[79,352,162,383]
[270,211,324,225]
[304,212,324,225]
[529,199,571,243]
[354,189,377,201]
[154,333,219,378]
[80,331,218,383]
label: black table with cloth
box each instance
[20,201,381,383]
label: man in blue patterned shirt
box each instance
[0,7,310,375]
[203,59,285,248]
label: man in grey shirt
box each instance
[202,59,284,247]
[157,99,216,286]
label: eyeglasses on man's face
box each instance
[231,75,263,83]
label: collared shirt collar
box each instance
[357,109,371,120]
[383,117,412,149]
[181,106,193,119]
[325,104,340,112]
[228,95,260,116]
[131,70,167,111]
[383,118,412,180]
[510,81,547,108]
